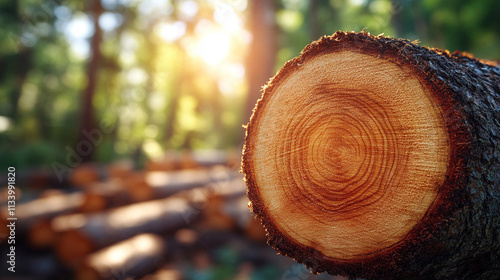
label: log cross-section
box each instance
[242,31,500,279]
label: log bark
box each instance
[242,31,500,280]
[76,233,166,280]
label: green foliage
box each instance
[0,139,60,170]
[0,0,498,171]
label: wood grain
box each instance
[242,31,500,279]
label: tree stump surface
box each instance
[242,31,500,279]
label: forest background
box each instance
[1,0,499,173]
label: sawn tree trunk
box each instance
[242,31,500,280]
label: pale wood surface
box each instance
[249,51,450,259]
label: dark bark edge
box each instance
[242,31,500,279]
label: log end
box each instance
[242,31,470,278]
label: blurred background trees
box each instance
[1,0,499,171]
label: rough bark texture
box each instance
[242,31,500,279]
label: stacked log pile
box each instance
[0,150,321,280]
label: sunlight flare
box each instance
[196,31,231,66]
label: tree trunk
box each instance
[308,0,321,41]
[78,0,103,162]
[242,31,500,280]
[244,0,278,133]
[390,0,404,38]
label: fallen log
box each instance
[0,168,69,190]
[25,182,131,247]
[145,150,198,171]
[78,179,132,213]
[242,31,500,279]
[0,191,84,233]
[146,150,240,171]
[53,196,193,265]
[69,163,104,187]
[54,170,243,265]
[0,190,84,247]
[195,177,266,242]
[76,233,166,280]
[106,158,134,179]
[197,176,248,231]
[126,166,236,202]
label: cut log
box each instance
[242,31,500,279]
[0,190,84,247]
[0,168,68,190]
[76,233,166,280]
[197,177,248,231]
[53,196,192,265]
[125,166,236,202]
[195,176,266,242]
[69,163,104,187]
[0,191,84,233]
[146,150,239,171]
[52,169,245,265]
[191,149,243,169]
[145,150,199,171]
[164,174,263,245]
[54,170,243,265]
[79,179,132,212]
[106,158,135,179]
